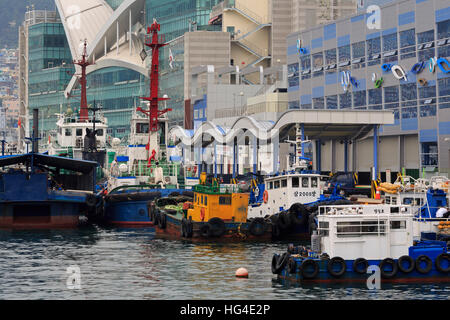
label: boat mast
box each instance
[73,40,90,122]
[138,19,171,132]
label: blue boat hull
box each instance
[103,189,187,226]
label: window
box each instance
[292,177,299,188]
[300,55,311,80]
[96,129,104,136]
[368,88,382,105]
[313,97,325,109]
[401,83,417,101]
[311,177,318,188]
[403,198,413,205]
[76,129,82,136]
[417,30,434,44]
[326,95,338,109]
[438,44,450,59]
[352,41,366,69]
[353,91,366,108]
[419,85,436,100]
[313,52,324,68]
[336,220,386,237]
[438,78,450,97]
[318,221,329,237]
[367,37,381,66]
[417,30,435,61]
[399,29,416,59]
[201,195,203,205]
[383,33,398,63]
[402,107,417,119]
[268,181,273,190]
[302,177,309,188]
[274,180,280,189]
[338,45,351,63]
[437,19,450,40]
[288,63,299,88]
[339,91,352,109]
[325,49,337,65]
[65,129,72,136]
[204,196,207,206]
[219,196,231,205]
[391,220,406,229]
[384,86,399,103]
[420,105,436,117]
[136,123,149,134]
[281,179,287,188]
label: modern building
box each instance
[286,0,450,178]
[18,0,223,151]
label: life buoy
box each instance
[435,253,450,273]
[415,255,432,274]
[200,207,206,221]
[327,257,346,278]
[379,258,398,278]
[301,259,319,279]
[353,258,368,274]
[263,190,269,203]
[397,255,415,273]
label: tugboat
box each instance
[152,172,273,241]
[0,109,99,228]
[248,124,349,239]
[272,203,450,283]
[101,20,186,226]
[48,40,108,168]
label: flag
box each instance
[17,118,21,128]
[168,48,174,69]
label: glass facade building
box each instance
[27,0,222,142]
[287,0,450,174]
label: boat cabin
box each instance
[248,171,321,218]
[316,204,414,260]
[187,184,249,223]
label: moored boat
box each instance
[152,173,273,241]
[272,203,450,283]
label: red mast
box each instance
[138,19,171,132]
[73,40,90,122]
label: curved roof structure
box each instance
[55,0,148,97]
[169,110,395,146]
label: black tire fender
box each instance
[397,255,415,273]
[327,257,346,278]
[415,255,432,274]
[353,258,369,274]
[249,217,266,236]
[301,259,319,279]
[379,258,398,279]
[435,253,450,273]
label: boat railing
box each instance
[125,161,179,178]
[318,204,413,216]
[193,184,243,194]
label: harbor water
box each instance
[0,225,448,300]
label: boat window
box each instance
[414,198,422,206]
[97,129,104,137]
[292,177,299,188]
[76,129,83,136]
[194,194,197,203]
[318,221,329,237]
[311,177,318,187]
[390,207,399,213]
[390,220,406,229]
[65,129,72,136]
[302,177,309,188]
[204,196,207,206]
[281,179,287,188]
[336,220,386,237]
[391,197,397,205]
[201,195,204,205]
[136,123,149,134]
[268,181,273,190]
[403,198,413,205]
[385,196,390,204]
[274,180,280,189]
[219,196,231,205]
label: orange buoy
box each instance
[235,267,248,278]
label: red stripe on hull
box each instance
[109,221,155,227]
[155,216,272,242]
[279,275,450,284]
[0,215,80,229]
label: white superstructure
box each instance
[317,204,414,260]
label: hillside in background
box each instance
[0,0,55,48]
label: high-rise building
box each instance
[287,0,450,176]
